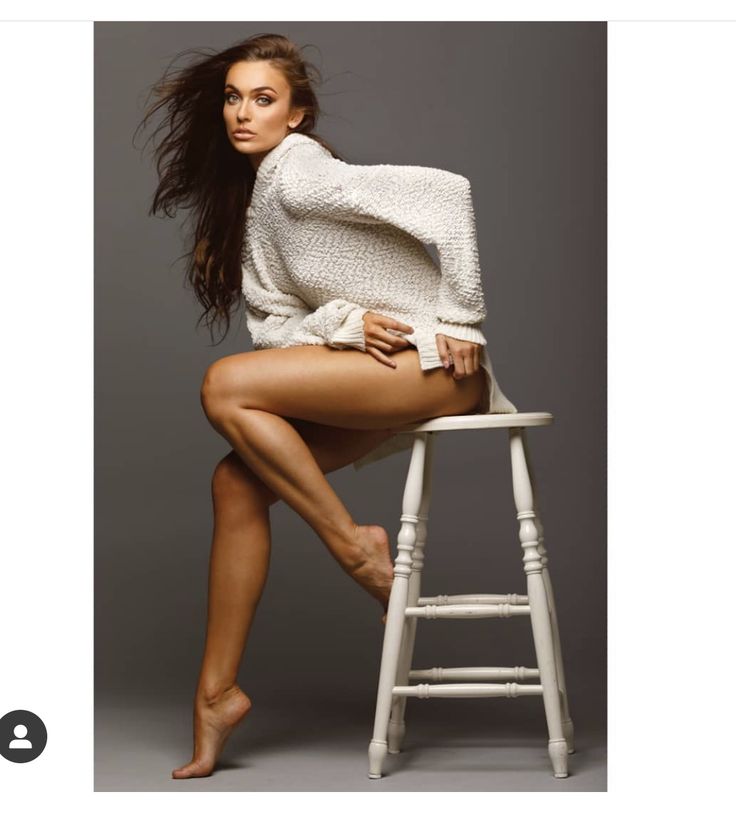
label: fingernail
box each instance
[443,360,449,368]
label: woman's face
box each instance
[223,60,304,168]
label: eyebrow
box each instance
[224,84,279,95]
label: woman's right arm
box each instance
[245,299,414,367]
[242,269,414,363]
[243,297,368,350]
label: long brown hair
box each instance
[134,33,342,344]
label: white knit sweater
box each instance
[241,132,518,470]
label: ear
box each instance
[288,109,306,129]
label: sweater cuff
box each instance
[328,306,368,351]
[435,320,487,346]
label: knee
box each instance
[200,358,236,428]
[212,450,245,493]
[211,451,275,506]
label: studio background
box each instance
[94,21,606,791]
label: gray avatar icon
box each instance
[9,723,33,749]
[0,710,47,763]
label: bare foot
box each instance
[350,524,394,622]
[171,685,252,779]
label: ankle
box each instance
[328,522,366,571]
[350,527,379,571]
[196,682,239,706]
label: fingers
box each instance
[381,316,414,334]
[365,311,414,335]
[363,312,414,355]
[436,334,450,367]
[436,334,481,380]
[452,354,473,380]
[366,347,398,368]
[378,329,412,352]
[438,336,475,378]
[363,317,484,383]
[449,349,480,379]
[366,335,410,355]
[456,346,480,379]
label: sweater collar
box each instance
[249,132,320,208]
[254,132,317,180]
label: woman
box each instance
[138,32,517,779]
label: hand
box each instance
[362,311,414,368]
[436,334,481,380]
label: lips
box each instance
[235,129,255,135]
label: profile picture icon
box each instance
[9,723,33,749]
[0,710,47,763]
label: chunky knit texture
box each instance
[240,132,518,470]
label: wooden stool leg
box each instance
[509,428,569,778]
[368,433,428,779]
[521,428,575,753]
[388,433,435,753]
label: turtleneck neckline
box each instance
[255,132,318,178]
[249,132,322,209]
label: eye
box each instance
[255,95,273,105]
[224,92,239,104]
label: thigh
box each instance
[205,345,484,430]
[288,418,397,472]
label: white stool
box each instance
[367,412,575,779]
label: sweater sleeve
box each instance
[243,291,368,351]
[276,149,488,345]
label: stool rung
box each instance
[408,666,540,682]
[405,603,530,619]
[392,683,544,699]
[418,593,528,606]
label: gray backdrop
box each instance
[95,21,606,791]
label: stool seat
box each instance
[391,411,554,434]
[367,412,575,780]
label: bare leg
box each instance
[173,346,483,779]
[171,454,268,779]
[202,408,395,613]
[172,422,398,779]
[199,346,483,616]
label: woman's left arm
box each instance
[276,152,489,374]
[277,153,489,338]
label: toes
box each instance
[172,759,212,779]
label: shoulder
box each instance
[250,133,332,208]
[271,135,474,214]
[276,134,470,187]
[253,133,328,186]
[276,136,339,180]
[272,133,332,174]
[273,139,350,211]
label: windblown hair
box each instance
[135,33,341,344]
